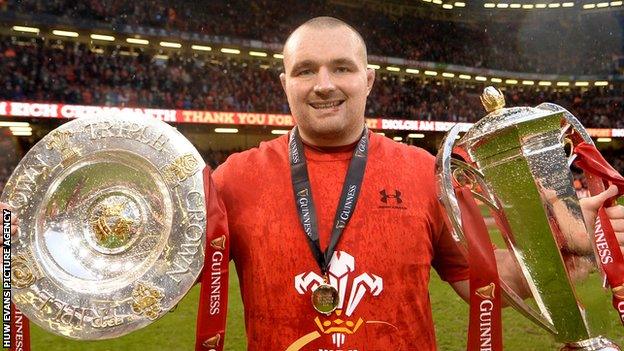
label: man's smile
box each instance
[309,100,345,109]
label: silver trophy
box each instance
[436,87,621,350]
[2,116,206,339]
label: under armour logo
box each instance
[380,189,402,204]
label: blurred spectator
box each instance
[5,0,622,75]
[0,37,620,128]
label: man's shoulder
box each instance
[371,133,435,165]
[213,135,288,183]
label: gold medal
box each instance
[311,282,339,315]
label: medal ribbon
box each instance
[572,142,624,325]
[455,187,504,351]
[195,167,230,350]
[289,126,368,275]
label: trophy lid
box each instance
[458,86,559,149]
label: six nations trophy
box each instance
[1,115,207,341]
[436,86,624,350]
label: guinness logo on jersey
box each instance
[287,251,395,351]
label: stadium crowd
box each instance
[0,38,622,128]
[4,0,622,75]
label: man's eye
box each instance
[297,69,313,76]
[336,67,350,73]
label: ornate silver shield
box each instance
[1,116,206,339]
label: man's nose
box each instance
[313,68,336,96]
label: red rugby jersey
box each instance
[213,132,468,351]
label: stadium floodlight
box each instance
[597,137,612,143]
[126,38,149,45]
[612,1,623,5]
[538,81,552,86]
[405,68,419,74]
[475,76,487,81]
[153,54,169,60]
[160,41,182,48]
[9,126,32,132]
[583,3,596,8]
[575,81,589,87]
[367,64,381,70]
[221,48,241,54]
[376,132,385,136]
[249,51,268,57]
[215,128,239,134]
[424,71,438,76]
[454,2,466,7]
[491,78,502,83]
[12,26,40,34]
[191,45,212,51]
[90,34,115,41]
[271,130,289,135]
[548,3,561,8]
[422,0,432,2]
[0,121,30,127]
[505,79,518,84]
[497,3,510,8]
[11,131,32,137]
[52,30,79,37]
[442,4,453,9]
[393,136,403,141]
[386,66,401,72]
[522,4,535,9]
[535,3,547,8]
[596,2,609,7]
[459,74,471,80]
[432,0,442,4]
[510,4,522,9]
[562,2,575,7]
[556,81,570,86]
[442,72,455,78]
[408,133,425,139]
[522,80,535,85]
[484,3,496,8]
[273,53,284,59]
[594,81,609,86]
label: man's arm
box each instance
[450,185,624,305]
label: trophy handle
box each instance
[436,125,559,336]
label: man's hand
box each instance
[580,185,624,244]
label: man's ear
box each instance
[280,72,287,94]
[365,68,375,96]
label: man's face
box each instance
[280,25,375,145]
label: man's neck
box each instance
[298,125,365,148]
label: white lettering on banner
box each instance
[267,114,293,126]
[0,101,621,138]
[238,113,267,125]
[60,105,176,121]
[10,102,58,118]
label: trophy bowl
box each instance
[2,116,207,339]
[435,87,622,350]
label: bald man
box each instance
[213,17,465,350]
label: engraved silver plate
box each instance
[1,116,207,339]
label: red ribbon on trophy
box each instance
[573,142,624,325]
[10,303,30,351]
[195,167,230,351]
[456,186,504,351]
